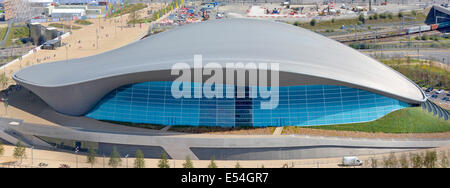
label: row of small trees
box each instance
[365,150,449,168]
[0,141,241,168]
[0,141,27,163]
[86,146,241,168]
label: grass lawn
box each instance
[0,27,8,41]
[74,19,92,25]
[107,3,147,18]
[380,58,450,90]
[290,107,450,133]
[4,26,30,47]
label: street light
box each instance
[75,147,79,168]
[31,146,34,167]
[125,154,129,168]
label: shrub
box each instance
[74,19,92,25]
[373,13,378,20]
[399,153,409,168]
[358,14,365,24]
[439,151,449,168]
[0,141,4,156]
[235,162,242,168]
[108,147,122,168]
[183,156,194,168]
[331,18,335,23]
[398,12,404,18]
[380,13,387,19]
[293,21,301,26]
[134,149,145,168]
[410,153,424,168]
[310,19,317,26]
[421,34,429,40]
[370,158,378,168]
[158,152,170,168]
[423,150,437,168]
[208,156,218,168]
[382,152,398,168]
[388,13,393,19]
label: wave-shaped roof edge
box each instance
[13,19,426,105]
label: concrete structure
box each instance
[1,118,449,160]
[426,5,450,24]
[13,19,426,128]
[45,4,102,17]
[50,8,86,17]
[29,23,62,45]
[4,0,32,21]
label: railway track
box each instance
[331,29,440,43]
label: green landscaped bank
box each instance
[284,107,450,134]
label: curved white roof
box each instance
[14,19,425,104]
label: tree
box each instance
[310,19,317,26]
[13,141,26,164]
[0,141,4,156]
[208,156,218,168]
[439,151,449,168]
[134,149,145,168]
[158,152,170,168]
[424,150,437,168]
[86,146,97,168]
[108,146,122,168]
[0,73,9,89]
[183,155,194,168]
[399,153,409,168]
[410,152,424,168]
[373,12,378,20]
[235,162,242,168]
[358,14,365,24]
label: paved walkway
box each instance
[273,127,283,135]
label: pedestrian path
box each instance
[273,127,283,135]
[160,126,171,132]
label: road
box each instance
[1,117,449,160]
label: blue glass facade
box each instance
[86,81,410,127]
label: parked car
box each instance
[425,87,433,92]
[442,97,449,101]
[216,12,225,19]
[431,94,438,98]
[436,89,444,94]
[342,156,363,166]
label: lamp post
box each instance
[125,154,129,168]
[75,147,79,168]
[31,146,34,167]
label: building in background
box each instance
[4,0,32,21]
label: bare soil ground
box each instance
[1,145,448,168]
[168,126,276,135]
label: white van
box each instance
[342,156,363,166]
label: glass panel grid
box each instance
[86,82,410,127]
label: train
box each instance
[405,21,450,34]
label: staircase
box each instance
[421,100,449,121]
